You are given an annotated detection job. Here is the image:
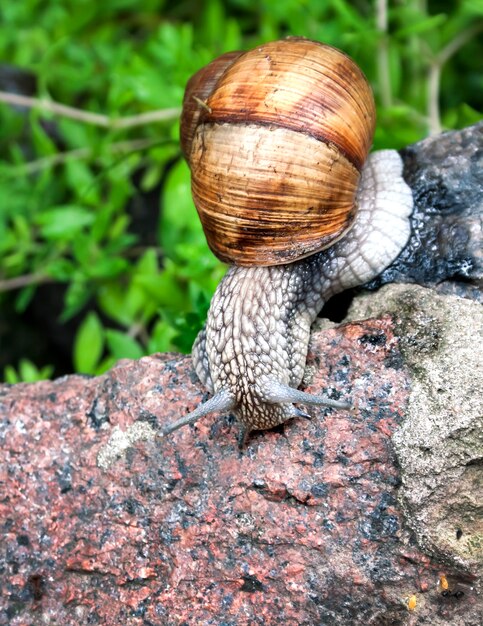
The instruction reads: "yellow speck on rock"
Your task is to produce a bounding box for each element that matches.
[407,594,417,611]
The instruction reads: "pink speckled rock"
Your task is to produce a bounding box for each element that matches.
[0,304,480,626]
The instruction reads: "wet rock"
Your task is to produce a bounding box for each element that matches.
[366,121,483,301]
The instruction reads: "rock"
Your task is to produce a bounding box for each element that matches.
[366,121,483,302]
[1,286,482,625]
[349,284,483,574]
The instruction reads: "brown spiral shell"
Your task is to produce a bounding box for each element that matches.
[181,38,376,266]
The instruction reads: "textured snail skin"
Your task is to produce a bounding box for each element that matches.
[180,150,414,439]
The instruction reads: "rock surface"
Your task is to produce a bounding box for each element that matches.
[1,284,482,625]
[349,284,483,575]
[366,121,482,301]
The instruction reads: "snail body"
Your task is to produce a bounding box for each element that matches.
[163,39,413,442]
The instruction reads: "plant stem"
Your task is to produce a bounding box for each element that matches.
[0,91,180,128]
[0,273,53,292]
[376,0,392,108]
[427,21,483,135]
[1,138,167,177]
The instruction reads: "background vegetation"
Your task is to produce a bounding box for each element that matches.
[0,0,481,382]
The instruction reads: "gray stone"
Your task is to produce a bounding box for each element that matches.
[365,122,483,302]
[348,284,483,579]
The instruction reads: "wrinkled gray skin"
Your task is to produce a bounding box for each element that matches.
[163,150,413,441]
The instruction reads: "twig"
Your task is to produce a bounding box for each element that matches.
[0,273,53,292]
[436,21,483,66]
[192,96,212,113]
[376,0,392,108]
[427,21,483,135]
[0,90,180,129]
[113,108,181,129]
[1,137,167,177]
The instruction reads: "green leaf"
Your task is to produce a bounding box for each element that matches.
[3,359,54,383]
[86,256,129,280]
[134,261,188,311]
[107,214,131,241]
[74,311,105,374]
[30,116,57,156]
[201,0,226,49]
[94,355,117,376]
[4,365,20,384]
[65,160,100,205]
[15,285,36,313]
[98,283,135,326]
[19,359,38,382]
[97,250,159,326]
[161,159,205,259]
[105,329,144,360]
[463,0,483,17]
[140,164,163,192]
[147,317,178,353]
[45,259,76,281]
[35,205,95,240]
[136,248,159,275]
[62,276,92,321]
[395,14,447,38]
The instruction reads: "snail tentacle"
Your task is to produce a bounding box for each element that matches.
[259,377,351,410]
[158,388,235,437]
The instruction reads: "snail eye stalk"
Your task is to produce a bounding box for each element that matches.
[158,388,235,437]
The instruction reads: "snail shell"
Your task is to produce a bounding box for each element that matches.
[181,38,376,266]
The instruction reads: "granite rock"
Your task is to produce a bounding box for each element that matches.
[1,288,481,625]
[349,284,483,574]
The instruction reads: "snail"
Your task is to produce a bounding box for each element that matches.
[162,38,413,444]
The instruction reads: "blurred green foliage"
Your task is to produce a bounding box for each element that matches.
[0,0,481,381]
